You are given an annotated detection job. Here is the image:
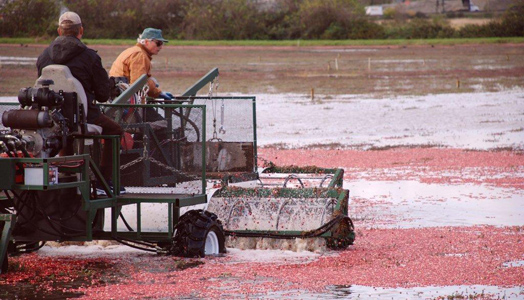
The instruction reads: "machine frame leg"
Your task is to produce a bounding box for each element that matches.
[0,214,16,274]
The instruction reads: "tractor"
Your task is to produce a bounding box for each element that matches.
[0,66,354,274]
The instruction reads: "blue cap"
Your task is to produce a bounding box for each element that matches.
[140,28,168,43]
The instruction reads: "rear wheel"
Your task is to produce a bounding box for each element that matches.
[171,210,226,257]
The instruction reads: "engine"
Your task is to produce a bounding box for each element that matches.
[1,79,78,158]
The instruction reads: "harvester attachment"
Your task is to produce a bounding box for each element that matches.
[207,166,355,251]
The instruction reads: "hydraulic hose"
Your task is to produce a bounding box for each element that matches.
[223,214,354,239]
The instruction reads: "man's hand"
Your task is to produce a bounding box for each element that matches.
[159,92,174,100]
[109,76,128,100]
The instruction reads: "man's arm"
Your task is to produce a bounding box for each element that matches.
[36,57,43,77]
[91,53,111,103]
[36,49,50,77]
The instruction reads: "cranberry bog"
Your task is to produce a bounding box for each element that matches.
[1,42,523,299]
[1,42,523,97]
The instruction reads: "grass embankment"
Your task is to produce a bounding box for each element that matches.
[1,37,523,47]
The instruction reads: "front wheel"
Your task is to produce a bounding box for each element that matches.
[171,210,226,257]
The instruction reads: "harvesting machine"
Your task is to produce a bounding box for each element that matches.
[0,66,354,274]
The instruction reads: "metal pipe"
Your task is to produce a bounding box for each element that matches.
[181,68,219,97]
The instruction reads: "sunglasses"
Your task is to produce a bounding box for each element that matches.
[153,40,163,47]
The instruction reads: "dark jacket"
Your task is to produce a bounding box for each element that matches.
[37,36,110,123]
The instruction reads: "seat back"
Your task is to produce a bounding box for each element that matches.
[37,65,102,134]
[37,65,88,114]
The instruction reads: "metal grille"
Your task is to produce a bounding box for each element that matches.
[189,97,255,143]
[184,97,257,175]
[101,103,206,189]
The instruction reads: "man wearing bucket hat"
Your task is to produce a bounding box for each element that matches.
[109,28,173,100]
[37,11,125,196]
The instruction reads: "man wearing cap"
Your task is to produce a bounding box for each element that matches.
[37,11,125,195]
[109,28,173,100]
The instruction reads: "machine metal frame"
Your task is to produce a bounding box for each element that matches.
[0,68,355,274]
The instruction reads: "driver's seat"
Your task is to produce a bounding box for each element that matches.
[37,65,103,135]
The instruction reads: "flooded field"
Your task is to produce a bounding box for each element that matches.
[1,43,523,97]
[0,42,523,299]
[255,89,524,149]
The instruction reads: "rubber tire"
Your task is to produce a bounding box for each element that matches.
[172,210,226,257]
[327,235,354,249]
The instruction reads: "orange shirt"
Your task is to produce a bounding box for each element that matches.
[109,43,161,97]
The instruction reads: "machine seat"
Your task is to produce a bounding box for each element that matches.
[37,65,103,134]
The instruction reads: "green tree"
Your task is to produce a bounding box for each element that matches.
[262,0,302,40]
[296,0,380,39]
[64,0,123,38]
[64,0,186,39]
[498,0,524,37]
[384,17,454,39]
[457,0,524,38]
[138,0,187,38]
[0,0,59,37]
[64,0,142,38]
[181,0,264,40]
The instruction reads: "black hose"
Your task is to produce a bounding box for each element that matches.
[119,212,135,232]
[170,109,201,142]
[224,214,354,239]
[10,190,38,228]
[32,191,73,235]
[11,190,87,238]
[113,237,157,252]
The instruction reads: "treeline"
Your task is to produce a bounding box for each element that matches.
[0,0,522,40]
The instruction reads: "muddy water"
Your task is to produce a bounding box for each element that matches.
[0,56,37,65]
[258,285,524,299]
[255,89,524,150]
[350,180,524,228]
[2,89,523,150]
